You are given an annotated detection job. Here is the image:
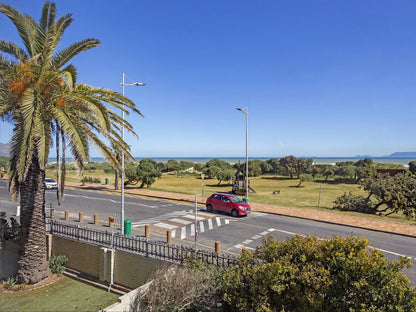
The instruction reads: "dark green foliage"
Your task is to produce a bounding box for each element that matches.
[362,173,416,218]
[81,176,101,184]
[409,161,416,174]
[203,159,233,179]
[297,173,313,187]
[266,158,280,174]
[49,254,69,274]
[219,235,416,311]
[216,169,236,185]
[333,191,374,214]
[248,160,262,177]
[136,159,162,188]
[0,212,20,241]
[166,160,181,172]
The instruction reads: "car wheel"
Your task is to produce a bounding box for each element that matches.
[231,209,239,217]
[206,204,213,212]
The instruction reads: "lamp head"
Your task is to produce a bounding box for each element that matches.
[134,82,146,86]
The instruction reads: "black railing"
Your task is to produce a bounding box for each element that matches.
[50,220,237,267]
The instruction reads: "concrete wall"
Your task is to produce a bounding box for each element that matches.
[51,236,160,289]
[0,241,19,280]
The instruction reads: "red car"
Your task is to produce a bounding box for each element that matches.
[206,193,250,217]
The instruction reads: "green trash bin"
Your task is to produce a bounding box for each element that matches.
[105,178,109,185]
[243,197,248,203]
[124,219,132,236]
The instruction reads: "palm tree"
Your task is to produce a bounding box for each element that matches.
[0,2,142,284]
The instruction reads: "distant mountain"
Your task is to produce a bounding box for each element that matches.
[388,152,416,158]
[0,143,8,157]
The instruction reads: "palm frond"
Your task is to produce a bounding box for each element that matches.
[52,38,100,69]
[0,3,38,56]
[0,40,28,61]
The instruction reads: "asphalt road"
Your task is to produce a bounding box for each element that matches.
[1,180,415,283]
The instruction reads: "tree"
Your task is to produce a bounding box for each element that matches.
[362,173,416,218]
[296,158,313,178]
[409,161,416,175]
[247,160,262,177]
[336,164,356,179]
[166,159,180,172]
[323,166,335,180]
[219,235,416,311]
[216,169,235,185]
[266,158,280,174]
[136,158,161,188]
[279,155,298,178]
[0,2,141,284]
[297,173,313,187]
[203,159,232,179]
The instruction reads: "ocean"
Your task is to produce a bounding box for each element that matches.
[48,156,415,166]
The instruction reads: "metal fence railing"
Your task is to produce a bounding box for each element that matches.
[50,220,237,267]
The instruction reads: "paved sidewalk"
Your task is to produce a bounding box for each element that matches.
[68,182,416,238]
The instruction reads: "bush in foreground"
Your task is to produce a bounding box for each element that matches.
[219,235,416,311]
[136,236,416,311]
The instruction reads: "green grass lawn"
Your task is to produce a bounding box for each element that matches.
[0,276,119,312]
[53,169,416,225]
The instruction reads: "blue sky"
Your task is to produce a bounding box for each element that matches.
[1,0,415,158]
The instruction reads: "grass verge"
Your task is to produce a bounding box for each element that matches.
[0,276,118,312]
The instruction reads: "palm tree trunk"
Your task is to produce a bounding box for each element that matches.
[17,151,50,284]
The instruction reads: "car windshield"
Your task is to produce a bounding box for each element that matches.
[228,195,243,203]
[45,179,55,182]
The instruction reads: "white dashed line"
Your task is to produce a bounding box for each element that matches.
[215,217,221,227]
[208,219,213,230]
[199,221,205,233]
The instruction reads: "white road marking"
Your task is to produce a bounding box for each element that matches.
[208,219,213,230]
[190,224,195,236]
[252,235,262,239]
[224,219,230,224]
[199,221,205,233]
[182,214,205,221]
[242,239,253,244]
[259,231,269,236]
[154,222,177,230]
[181,227,186,239]
[169,218,192,225]
[172,230,176,238]
[215,217,221,227]
[368,246,416,260]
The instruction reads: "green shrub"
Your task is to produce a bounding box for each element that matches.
[219,235,416,311]
[333,191,374,214]
[81,176,101,184]
[5,277,17,290]
[49,254,69,274]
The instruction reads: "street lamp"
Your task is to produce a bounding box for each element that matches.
[236,106,248,201]
[120,72,145,233]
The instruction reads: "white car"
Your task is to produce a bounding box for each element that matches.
[45,178,58,189]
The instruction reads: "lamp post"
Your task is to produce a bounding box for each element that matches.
[236,106,248,201]
[120,73,145,233]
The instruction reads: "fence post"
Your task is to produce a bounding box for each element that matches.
[77,225,80,241]
[146,239,149,257]
[51,209,55,219]
[167,230,172,243]
[79,212,83,223]
[215,241,221,254]
[94,214,98,225]
[65,210,69,220]
[109,216,114,228]
[145,225,150,238]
